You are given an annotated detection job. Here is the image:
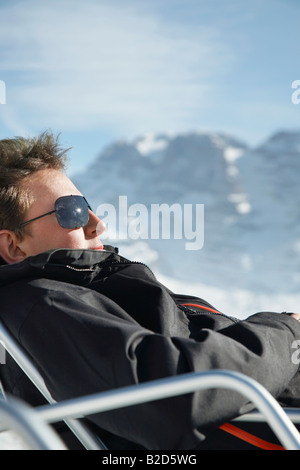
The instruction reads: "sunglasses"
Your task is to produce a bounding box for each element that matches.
[19,195,92,230]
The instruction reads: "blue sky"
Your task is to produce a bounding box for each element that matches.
[0,0,299,174]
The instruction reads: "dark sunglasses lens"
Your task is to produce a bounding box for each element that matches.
[55,196,90,229]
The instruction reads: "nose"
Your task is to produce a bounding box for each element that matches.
[84,210,106,238]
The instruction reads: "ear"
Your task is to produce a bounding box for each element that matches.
[0,230,27,264]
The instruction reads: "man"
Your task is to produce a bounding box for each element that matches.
[0,131,300,450]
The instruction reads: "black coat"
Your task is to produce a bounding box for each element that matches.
[0,246,300,450]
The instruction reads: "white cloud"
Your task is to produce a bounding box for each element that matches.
[0,0,232,136]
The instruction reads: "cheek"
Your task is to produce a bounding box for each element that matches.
[51,229,86,248]
[28,226,85,254]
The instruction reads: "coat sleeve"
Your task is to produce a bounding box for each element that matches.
[18,290,300,450]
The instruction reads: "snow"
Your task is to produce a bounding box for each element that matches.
[135,132,169,156]
[223,146,245,163]
[0,431,30,450]
[227,193,252,214]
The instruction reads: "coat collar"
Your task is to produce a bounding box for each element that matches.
[0,245,122,287]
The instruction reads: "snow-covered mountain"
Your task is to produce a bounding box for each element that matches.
[236,131,300,294]
[73,129,300,315]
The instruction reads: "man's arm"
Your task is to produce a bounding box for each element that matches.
[16,292,300,450]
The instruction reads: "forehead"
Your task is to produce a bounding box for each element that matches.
[23,169,81,201]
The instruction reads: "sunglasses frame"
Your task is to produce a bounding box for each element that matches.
[18,195,92,230]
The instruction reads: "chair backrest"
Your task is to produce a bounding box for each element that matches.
[0,321,107,450]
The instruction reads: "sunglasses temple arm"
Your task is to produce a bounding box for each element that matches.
[19,210,57,228]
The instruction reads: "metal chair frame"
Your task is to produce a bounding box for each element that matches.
[1,321,300,450]
[0,322,106,450]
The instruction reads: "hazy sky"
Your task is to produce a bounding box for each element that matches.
[0,0,299,173]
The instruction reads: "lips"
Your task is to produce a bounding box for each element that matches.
[92,244,104,251]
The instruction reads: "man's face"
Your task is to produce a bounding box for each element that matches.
[17,169,106,258]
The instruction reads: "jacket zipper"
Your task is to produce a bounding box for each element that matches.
[62,258,156,279]
[65,265,96,272]
[98,259,157,278]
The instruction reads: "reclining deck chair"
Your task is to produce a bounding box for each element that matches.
[1,320,300,450]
